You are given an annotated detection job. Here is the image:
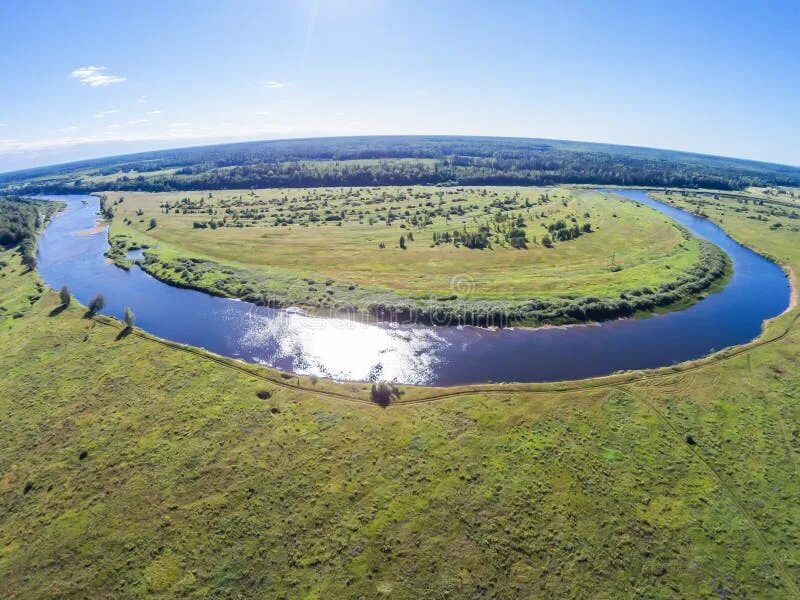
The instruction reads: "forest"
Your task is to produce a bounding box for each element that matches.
[3,136,800,194]
[0,196,54,268]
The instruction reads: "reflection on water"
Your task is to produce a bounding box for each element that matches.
[35,191,790,385]
[126,248,145,261]
[233,305,446,384]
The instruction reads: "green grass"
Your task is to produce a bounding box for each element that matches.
[104,186,722,324]
[1,187,800,597]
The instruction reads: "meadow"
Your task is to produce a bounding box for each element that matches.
[1,186,800,597]
[103,186,726,325]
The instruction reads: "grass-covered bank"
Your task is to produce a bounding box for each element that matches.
[1,188,800,597]
[103,186,729,326]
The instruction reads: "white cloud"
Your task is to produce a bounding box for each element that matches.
[254,111,271,116]
[71,66,126,87]
[95,109,119,119]
[59,126,78,132]
[168,122,192,128]
[127,119,149,126]
[137,96,148,104]
[106,124,120,130]
[262,80,289,89]
[147,110,162,116]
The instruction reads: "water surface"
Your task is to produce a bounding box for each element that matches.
[36,190,790,385]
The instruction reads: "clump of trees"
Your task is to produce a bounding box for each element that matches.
[0,196,54,269]
[548,219,588,242]
[506,228,528,248]
[370,382,400,407]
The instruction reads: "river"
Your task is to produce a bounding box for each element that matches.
[35,190,790,385]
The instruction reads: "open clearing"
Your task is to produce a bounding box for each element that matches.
[103,186,722,324]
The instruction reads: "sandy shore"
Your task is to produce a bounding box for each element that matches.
[73,220,108,237]
[786,266,798,314]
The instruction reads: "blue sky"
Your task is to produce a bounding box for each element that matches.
[0,0,798,171]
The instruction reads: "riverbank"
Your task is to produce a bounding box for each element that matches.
[102,187,732,328]
[4,232,800,596]
[33,190,788,385]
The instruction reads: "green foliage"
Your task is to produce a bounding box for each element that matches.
[59,286,71,306]
[506,227,528,248]
[0,196,55,268]
[123,306,135,329]
[87,293,105,315]
[370,381,400,406]
[4,136,800,195]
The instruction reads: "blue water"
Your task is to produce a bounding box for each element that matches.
[36,190,790,385]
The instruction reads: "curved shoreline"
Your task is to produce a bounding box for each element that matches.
[83,263,797,403]
[34,190,791,386]
[104,193,731,329]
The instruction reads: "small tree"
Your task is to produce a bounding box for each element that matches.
[399,235,406,249]
[59,285,71,306]
[123,306,135,330]
[370,382,400,407]
[21,253,36,271]
[87,293,105,315]
[148,218,158,229]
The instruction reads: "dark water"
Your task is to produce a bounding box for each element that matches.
[36,190,790,385]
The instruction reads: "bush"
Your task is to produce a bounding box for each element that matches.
[59,285,71,306]
[123,306,135,329]
[87,293,105,315]
[370,382,400,407]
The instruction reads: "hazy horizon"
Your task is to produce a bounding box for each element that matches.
[3,132,800,177]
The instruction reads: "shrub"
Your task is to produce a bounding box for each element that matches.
[59,285,71,306]
[370,382,400,407]
[123,306,135,329]
[87,293,105,315]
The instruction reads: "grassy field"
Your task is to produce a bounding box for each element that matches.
[1,188,800,597]
[102,186,725,324]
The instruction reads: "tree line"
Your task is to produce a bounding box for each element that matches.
[0,196,56,269]
[4,136,800,195]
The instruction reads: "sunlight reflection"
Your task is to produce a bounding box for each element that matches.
[236,308,447,384]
